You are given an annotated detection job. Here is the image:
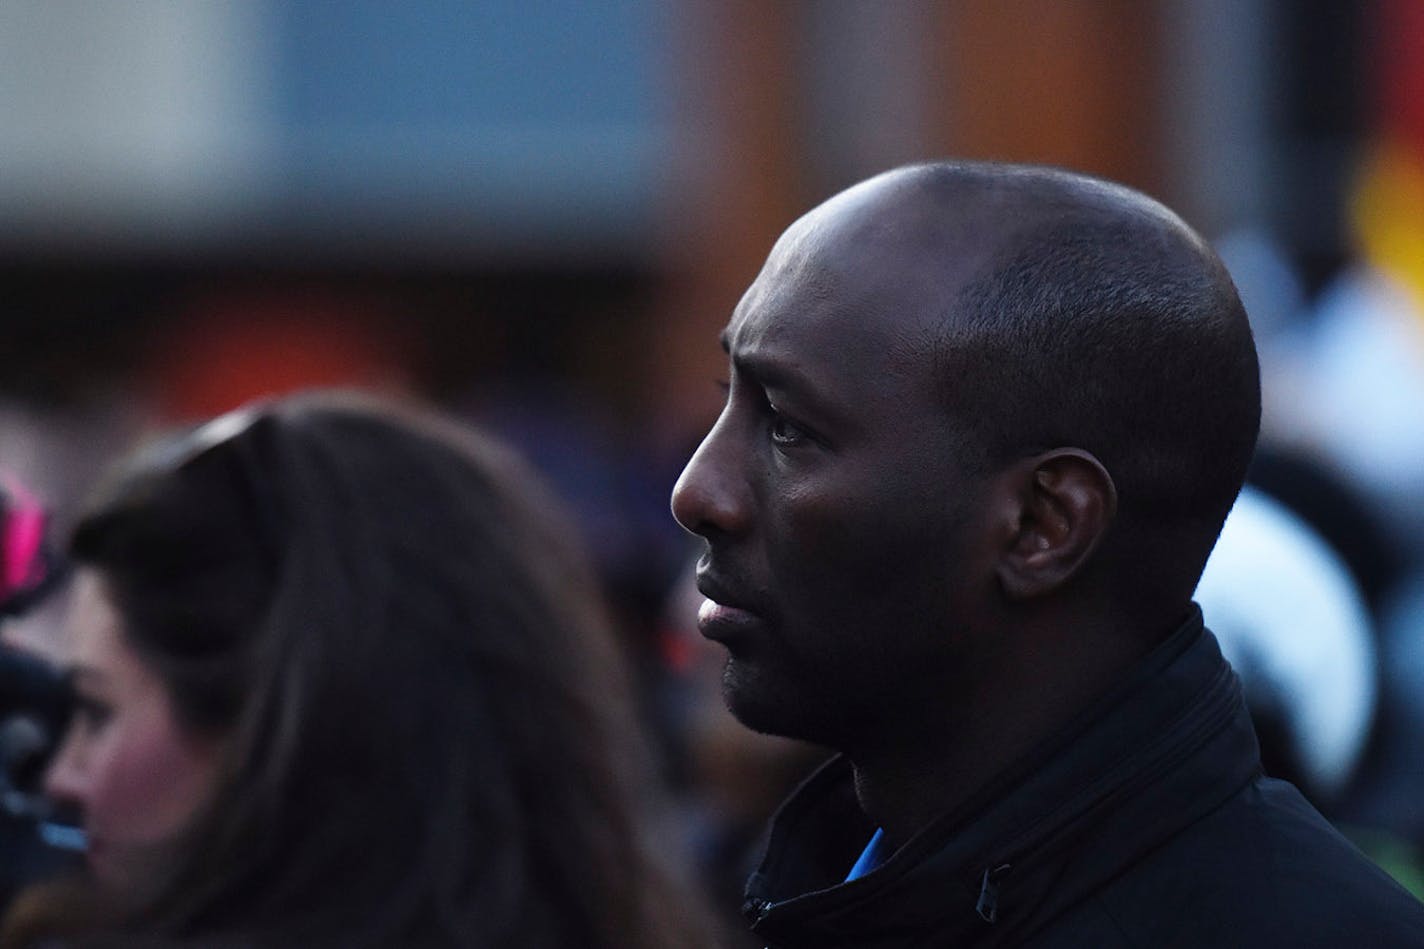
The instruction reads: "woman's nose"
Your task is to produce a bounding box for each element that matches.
[42,727,88,810]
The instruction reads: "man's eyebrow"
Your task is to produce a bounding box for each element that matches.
[718,326,826,409]
[739,355,843,433]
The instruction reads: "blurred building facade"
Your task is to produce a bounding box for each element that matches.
[0,0,1372,421]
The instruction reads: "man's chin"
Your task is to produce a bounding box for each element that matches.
[721,657,828,743]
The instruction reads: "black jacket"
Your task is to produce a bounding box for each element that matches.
[743,610,1424,947]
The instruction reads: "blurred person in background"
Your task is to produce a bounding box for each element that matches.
[1194,487,1424,896]
[0,473,80,913]
[0,391,717,949]
[1195,486,1378,810]
[671,162,1424,947]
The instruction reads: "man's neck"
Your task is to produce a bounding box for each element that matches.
[846,612,1163,849]
[850,755,983,849]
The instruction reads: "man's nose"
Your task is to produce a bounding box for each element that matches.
[670,419,752,538]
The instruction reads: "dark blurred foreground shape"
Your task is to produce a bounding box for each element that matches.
[0,392,719,948]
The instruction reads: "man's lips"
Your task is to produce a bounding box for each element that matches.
[696,599,769,646]
[694,572,769,642]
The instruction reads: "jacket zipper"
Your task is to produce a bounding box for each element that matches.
[976,863,1012,923]
[743,896,774,927]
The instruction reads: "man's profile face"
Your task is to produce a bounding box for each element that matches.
[670,185,1000,749]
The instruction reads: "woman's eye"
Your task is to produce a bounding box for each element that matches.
[73,697,113,732]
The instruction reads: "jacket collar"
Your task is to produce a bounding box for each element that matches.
[745,607,1262,947]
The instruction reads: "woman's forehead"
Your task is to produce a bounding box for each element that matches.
[65,570,127,670]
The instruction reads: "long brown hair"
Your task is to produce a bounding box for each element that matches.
[6,391,715,948]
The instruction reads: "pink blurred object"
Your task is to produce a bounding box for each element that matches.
[0,472,53,614]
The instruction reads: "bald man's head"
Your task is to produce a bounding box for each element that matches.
[672,160,1259,746]
[883,162,1260,596]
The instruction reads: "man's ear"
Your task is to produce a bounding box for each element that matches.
[995,449,1117,600]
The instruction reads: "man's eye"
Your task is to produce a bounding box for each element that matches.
[769,413,808,446]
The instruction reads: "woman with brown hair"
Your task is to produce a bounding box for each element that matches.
[3,392,715,948]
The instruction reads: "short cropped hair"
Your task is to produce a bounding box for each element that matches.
[925,166,1261,538]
